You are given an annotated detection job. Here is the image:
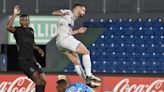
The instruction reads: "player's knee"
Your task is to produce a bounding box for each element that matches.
[72,59,80,65]
[34,79,44,85]
[41,79,46,85]
[74,61,80,65]
[34,80,41,85]
[84,49,90,55]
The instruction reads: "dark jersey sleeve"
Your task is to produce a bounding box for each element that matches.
[14,27,21,32]
[29,27,35,41]
[29,27,34,31]
[13,27,20,36]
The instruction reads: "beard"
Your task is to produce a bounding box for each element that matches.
[79,14,84,17]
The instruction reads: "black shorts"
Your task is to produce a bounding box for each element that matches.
[18,58,43,78]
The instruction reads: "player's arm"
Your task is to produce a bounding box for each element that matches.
[71,27,87,35]
[52,10,69,16]
[33,42,44,57]
[7,5,20,33]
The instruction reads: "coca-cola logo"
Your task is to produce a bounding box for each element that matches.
[113,78,164,92]
[0,76,35,92]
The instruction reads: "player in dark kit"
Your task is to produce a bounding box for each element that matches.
[7,5,46,92]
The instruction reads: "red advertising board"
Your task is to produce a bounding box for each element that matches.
[0,74,163,92]
[102,76,164,92]
[0,74,57,92]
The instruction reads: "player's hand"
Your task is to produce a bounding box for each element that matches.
[38,48,44,57]
[78,27,87,34]
[13,5,20,15]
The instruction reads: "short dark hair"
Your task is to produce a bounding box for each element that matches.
[20,14,29,20]
[56,79,68,86]
[72,3,84,9]
[20,14,29,18]
[56,79,69,92]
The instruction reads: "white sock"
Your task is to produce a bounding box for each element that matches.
[75,65,86,81]
[82,54,92,76]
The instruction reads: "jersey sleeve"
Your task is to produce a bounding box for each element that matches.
[65,88,72,92]
[60,9,71,14]
[13,27,20,33]
[74,82,95,92]
[29,27,34,32]
[76,82,95,92]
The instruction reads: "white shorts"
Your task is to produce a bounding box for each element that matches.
[56,34,81,52]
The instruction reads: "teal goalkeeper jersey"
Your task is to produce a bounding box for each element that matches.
[65,82,94,92]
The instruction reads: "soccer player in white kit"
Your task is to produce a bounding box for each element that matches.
[52,4,101,88]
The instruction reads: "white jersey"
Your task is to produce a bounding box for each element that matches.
[57,9,77,35]
[56,9,80,52]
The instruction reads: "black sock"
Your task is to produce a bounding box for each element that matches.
[36,85,45,92]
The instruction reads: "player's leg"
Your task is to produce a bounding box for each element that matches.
[31,71,46,92]
[56,34,100,81]
[56,35,100,88]
[76,42,101,82]
[18,60,46,92]
[65,51,101,88]
[30,60,46,92]
[65,51,86,81]
[40,73,46,83]
[39,73,46,91]
[56,35,86,80]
